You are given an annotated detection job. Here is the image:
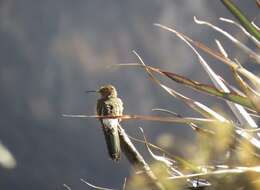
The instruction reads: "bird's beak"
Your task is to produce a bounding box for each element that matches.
[85,90,98,93]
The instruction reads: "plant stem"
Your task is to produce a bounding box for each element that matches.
[118,125,166,190]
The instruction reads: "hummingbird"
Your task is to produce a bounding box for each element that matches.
[86,84,123,161]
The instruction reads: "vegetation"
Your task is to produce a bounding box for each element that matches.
[64,1,260,189]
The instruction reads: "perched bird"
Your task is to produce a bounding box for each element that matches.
[87,85,123,161]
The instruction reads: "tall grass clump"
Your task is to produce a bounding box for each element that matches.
[117,1,260,189]
[64,1,260,189]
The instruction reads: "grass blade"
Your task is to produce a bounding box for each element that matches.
[132,51,229,122]
[0,141,16,169]
[117,63,255,110]
[62,114,222,126]
[219,17,260,47]
[169,166,260,179]
[154,23,260,88]
[160,68,254,110]
[231,68,260,114]
[194,16,260,64]
[220,0,260,40]
[80,178,115,190]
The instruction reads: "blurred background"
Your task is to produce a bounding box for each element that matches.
[0,0,259,189]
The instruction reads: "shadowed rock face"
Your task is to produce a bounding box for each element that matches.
[0,1,258,189]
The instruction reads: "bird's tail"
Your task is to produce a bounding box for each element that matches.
[102,119,121,161]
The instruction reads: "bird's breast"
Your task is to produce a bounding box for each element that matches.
[102,119,119,130]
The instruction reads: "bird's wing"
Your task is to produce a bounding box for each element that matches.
[115,98,123,116]
[96,99,103,116]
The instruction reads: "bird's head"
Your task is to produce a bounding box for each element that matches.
[86,84,118,98]
[98,85,117,98]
